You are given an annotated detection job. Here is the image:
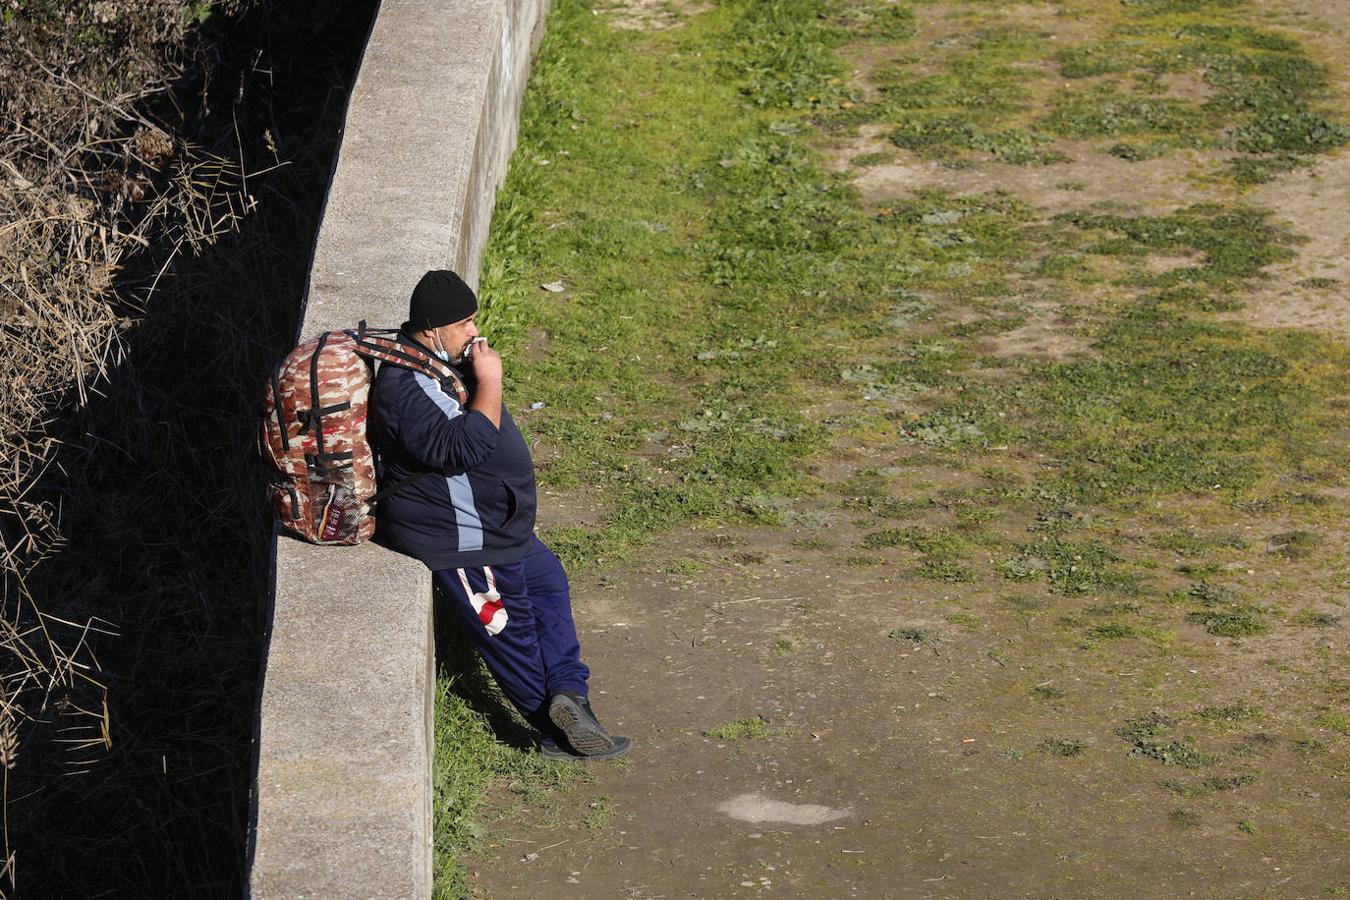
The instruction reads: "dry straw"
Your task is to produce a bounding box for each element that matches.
[0,0,296,893]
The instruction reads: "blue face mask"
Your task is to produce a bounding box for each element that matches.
[430,332,451,363]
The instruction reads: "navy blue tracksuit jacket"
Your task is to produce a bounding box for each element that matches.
[368,333,537,570]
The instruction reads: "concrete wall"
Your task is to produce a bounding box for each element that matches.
[248,0,548,895]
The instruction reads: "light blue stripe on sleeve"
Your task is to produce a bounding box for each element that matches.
[414,372,483,552]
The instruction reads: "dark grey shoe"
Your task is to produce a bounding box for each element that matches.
[548,691,633,758]
[538,735,633,761]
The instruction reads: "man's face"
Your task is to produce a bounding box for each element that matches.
[428,313,480,362]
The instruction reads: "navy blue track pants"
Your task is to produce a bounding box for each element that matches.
[433,536,590,723]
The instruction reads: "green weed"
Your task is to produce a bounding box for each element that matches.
[1088,622,1137,640]
[1169,808,1204,828]
[1291,610,1341,628]
[1163,773,1256,797]
[947,612,981,629]
[1188,606,1268,637]
[584,797,614,830]
[1045,89,1197,139]
[1315,712,1350,736]
[705,716,786,741]
[1198,703,1262,723]
[1270,529,1323,559]
[1040,738,1088,757]
[1004,538,1138,596]
[889,626,940,646]
[1117,712,1219,768]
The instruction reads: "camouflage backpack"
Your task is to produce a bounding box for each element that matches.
[260,322,467,545]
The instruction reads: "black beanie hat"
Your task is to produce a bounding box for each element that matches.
[404,270,478,332]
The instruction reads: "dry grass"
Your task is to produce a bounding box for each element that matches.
[1,1,378,893]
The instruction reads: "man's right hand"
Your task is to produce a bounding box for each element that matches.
[468,338,504,429]
[470,338,503,385]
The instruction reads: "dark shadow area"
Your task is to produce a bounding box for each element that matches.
[8,1,378,894]
[433,584,538,752]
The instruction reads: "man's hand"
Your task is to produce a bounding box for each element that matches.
[469,337,503,385]
[468,338,503,429]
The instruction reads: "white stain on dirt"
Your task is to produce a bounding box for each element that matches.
[717,793,852,825]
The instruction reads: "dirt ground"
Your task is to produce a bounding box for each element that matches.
[464,2,1347,896]
[465,496,1344,898]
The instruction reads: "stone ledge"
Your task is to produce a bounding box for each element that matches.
[248,0,549,896]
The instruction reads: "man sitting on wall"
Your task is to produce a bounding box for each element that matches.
[369,269,632,760]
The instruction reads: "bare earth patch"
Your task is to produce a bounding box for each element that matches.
[842,143,1236,216]
[596,0,712,32]
[1239,150,1350,341]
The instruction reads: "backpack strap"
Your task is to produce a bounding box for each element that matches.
[350,333,468,406]
[306,332,329,460]
[269,368,290,452]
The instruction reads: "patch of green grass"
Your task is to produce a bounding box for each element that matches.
[1238,819,1257,835]
[1291,610,1341,628]
[705,716,787,741]
[1117,713,1219,768]
[1314,712,1350,736]
[850,150,891,167]
[1169,808,1204,828]
[1291,738,1326,755]
[1270,529,1323,559]
[1132,739,1221,768]
[432,675,575,897]
[921,558,978,583]
[888,118,1064,165]
[726,0,853,110]
[1227,153,1303,184]
[660,557,707,576]
[863,525,978,582]
[902,201,1345,511]
[1198,703,1262,723]
[1163,773,1257,797]
[946,612,981,629]
[1045,88,1198,139]
[584,797,614,830]
[1087,601,1143,616]
[1033,684,1067,700]
[1001,595,1043,613]
[1004,537,1139,596]
[1188,605,1268,637]
[1235,111,1350,155]
[1088,622,1137,640]
[1107,140,1176,162]
[1189,581,1239,605]
[833,0,914,42]
[1039,738,1088,757]
[889,626,940,646]
[791,535,834,551]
